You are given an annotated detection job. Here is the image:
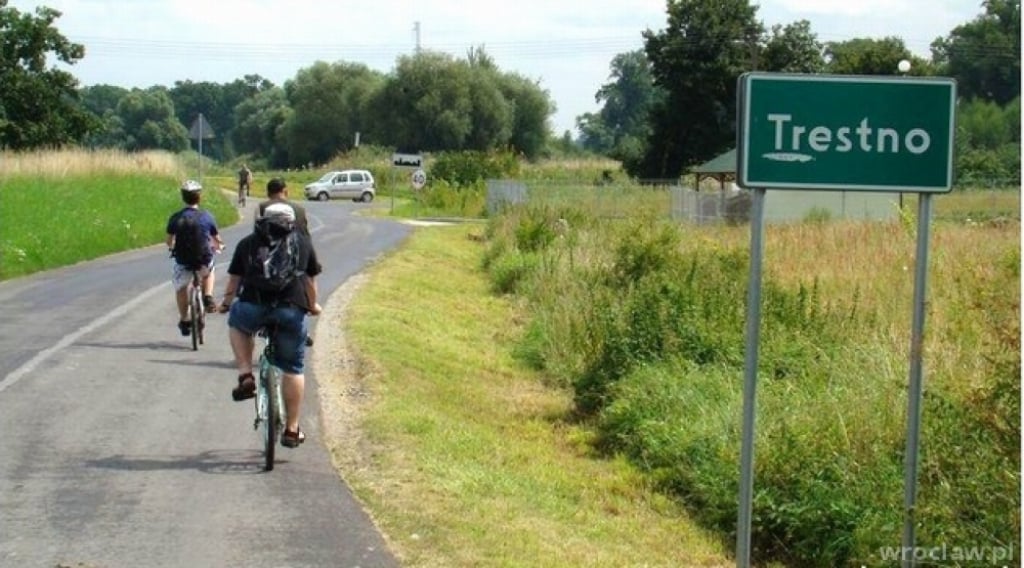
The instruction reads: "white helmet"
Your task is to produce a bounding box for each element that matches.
[180,179,202,192]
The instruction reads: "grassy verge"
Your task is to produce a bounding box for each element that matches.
[478,204,1019,566]
[0,150,237,280]
[335,224,731,567]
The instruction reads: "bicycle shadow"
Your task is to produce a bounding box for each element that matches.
[85,449,288,475]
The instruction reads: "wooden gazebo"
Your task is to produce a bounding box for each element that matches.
[690,148,737,191]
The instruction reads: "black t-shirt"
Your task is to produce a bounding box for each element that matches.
[228,231,322,309]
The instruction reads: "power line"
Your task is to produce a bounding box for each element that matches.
[67,32,1019,68]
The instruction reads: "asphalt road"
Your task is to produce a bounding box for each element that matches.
[0,199,412,568]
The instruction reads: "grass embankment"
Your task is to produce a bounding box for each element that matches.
[0,149,237,280]
[473,201,1019,566]
[339,225,731,567]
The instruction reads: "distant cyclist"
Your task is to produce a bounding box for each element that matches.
[166,180,224,336]
[238,164,253,206]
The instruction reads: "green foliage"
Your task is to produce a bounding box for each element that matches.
[488,249,538,294]
[416,178,487,218]
[232,86,290,167]
[632,0,761,178]
[0,3,96,149]
[429,149,520,187]
[367,51,553,159]
[116,88,189,152]
[931,0,1021,105]
[824,36,913,75]
[761,20,826,73]
[802,206,833,224]
[281,61,384,166]
[169,75,269,160]
[577,50,661,162]
[485,201,1019,566]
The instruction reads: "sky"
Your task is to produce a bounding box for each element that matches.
[9,0,985,135]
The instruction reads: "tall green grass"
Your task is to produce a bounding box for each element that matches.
[483,203,1020,566]
[0,173,236,280]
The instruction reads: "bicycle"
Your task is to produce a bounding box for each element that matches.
[186,270,206,351]
[253,322,285,471]
[252,320,316,471]
[237,183,248,207]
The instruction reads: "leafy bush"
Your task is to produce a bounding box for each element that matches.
[488,249,538,294]
[430,149,520,187]
[419,178,487,217]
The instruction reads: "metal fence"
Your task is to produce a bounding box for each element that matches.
[486,179,906,225]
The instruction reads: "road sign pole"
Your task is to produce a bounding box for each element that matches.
[737,187,766,567]
[197,117,203,184]
[901,193,934,568]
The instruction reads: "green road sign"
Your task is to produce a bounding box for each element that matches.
[737,72,956,193]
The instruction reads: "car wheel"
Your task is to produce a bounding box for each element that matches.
[360,192,374,203]
[317,192,329,201]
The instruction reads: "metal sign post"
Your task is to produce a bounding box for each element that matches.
[736,187,766,567]
[902,193,934,567]
[188,113,215,185]
[391,152,424,216]
[734,72,956,567]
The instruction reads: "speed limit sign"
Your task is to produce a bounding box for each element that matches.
[411,169,427,190]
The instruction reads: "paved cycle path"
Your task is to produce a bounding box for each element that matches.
[0,200,411,567]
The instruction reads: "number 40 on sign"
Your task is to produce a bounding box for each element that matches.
[411,169,427,190]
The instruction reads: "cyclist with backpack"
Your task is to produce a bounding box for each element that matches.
[217,202,322,448]
[257,178,309,237]
[166,180,224,336]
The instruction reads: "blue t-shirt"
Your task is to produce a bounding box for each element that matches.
[166,207,219,266]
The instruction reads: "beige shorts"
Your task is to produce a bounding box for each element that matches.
[171,262,214,291]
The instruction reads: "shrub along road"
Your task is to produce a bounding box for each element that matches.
[0,200,411,567]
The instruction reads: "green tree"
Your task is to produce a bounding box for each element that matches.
[116,87,188,151]
[824,36,915,75]
[232,86,290,167]
[760,20,825,73]
[955,96,1021,186]
[465,48,514,152]
[931,0,1021,104]
[279,61,383,166]
[633,0,762,179]
[369,52,473,153]
[497,71,554,159]
[0,1,96,149]
[577,50,661,164]
[79,84,129,148]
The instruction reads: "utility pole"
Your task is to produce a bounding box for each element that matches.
[413,21,421,54]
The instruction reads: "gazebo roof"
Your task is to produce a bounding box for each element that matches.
[691,148,737,175]
[689,148,737,190]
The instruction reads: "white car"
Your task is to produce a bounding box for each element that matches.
[304,170,376,202]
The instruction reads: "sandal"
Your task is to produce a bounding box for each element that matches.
[231,373,255,401]
[281,427,306,448]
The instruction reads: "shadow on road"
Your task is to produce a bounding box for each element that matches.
[85,449,285,475]
[147,357,236,369]
[75,340,186,351]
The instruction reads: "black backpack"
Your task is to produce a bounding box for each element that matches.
[172,209,211,270]
[247,220,302,292]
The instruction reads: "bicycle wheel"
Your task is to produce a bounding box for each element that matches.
[262,370,278,471]
[197,293,206,346]
[189,285,200,351]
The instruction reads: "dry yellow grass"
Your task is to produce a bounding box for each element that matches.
[0,148,184,178]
